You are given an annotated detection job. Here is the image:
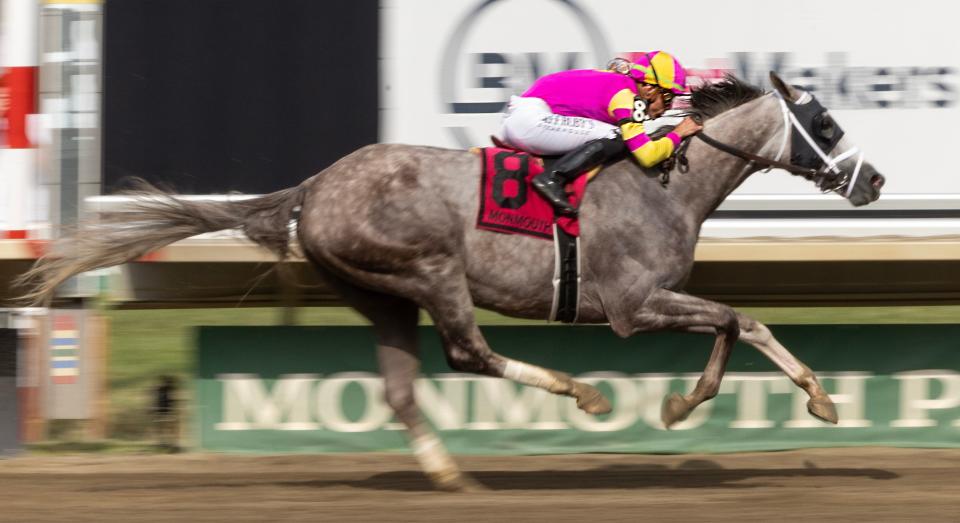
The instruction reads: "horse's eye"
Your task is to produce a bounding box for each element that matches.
[818,114,835,139]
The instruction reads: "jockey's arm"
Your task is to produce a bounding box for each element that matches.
[608,89,681,168]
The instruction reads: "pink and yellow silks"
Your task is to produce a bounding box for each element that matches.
[521,51,689,167]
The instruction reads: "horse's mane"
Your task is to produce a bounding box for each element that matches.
[688,75,766,119]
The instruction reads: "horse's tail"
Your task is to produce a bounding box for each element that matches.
[16,178,306,305]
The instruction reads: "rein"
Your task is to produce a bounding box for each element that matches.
[666,92,860,195]
[692,132,818,178]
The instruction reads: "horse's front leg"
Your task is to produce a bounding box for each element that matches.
[620,288,741,428]
[735,313,838,424]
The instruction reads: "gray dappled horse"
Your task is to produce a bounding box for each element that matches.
[20,72,885,491]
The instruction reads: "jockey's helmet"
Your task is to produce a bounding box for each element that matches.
[625,51,688,95]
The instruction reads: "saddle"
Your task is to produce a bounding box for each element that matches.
[474,141,594,323]
[476,139,599,239]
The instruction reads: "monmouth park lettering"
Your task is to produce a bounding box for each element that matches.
[214,371,960,433]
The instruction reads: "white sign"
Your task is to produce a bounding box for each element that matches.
[381,0,960,205]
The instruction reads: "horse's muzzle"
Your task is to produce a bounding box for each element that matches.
[869,173,885,202]
[847,165,884,206]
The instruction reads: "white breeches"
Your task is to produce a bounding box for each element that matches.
[498,96,619,156]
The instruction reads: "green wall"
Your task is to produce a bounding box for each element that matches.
[196,325,960,454]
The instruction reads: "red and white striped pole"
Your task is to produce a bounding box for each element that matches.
[1,0,39,240]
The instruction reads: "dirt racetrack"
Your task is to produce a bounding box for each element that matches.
[0,448,957,522]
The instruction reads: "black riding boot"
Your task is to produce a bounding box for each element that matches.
[532,137,626,216]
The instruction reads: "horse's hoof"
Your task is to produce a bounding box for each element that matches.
[574,383,612,414]
[430,472,487,493]
[807,396,839,424]
[661,393,691,429]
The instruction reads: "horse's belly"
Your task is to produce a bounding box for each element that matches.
[463,229,557,319]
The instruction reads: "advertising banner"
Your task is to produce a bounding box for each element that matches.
[196,325,960,454]
[381,0,959,204]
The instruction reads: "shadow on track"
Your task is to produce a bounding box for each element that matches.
[337,461,899,491]
[81,460,899,493]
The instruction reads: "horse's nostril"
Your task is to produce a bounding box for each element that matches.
[871,174,885,190]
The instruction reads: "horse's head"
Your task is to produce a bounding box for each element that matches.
[768,71,885,206]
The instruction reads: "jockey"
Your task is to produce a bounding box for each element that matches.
[499,51,703,216]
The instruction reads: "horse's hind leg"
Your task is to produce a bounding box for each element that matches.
[735,313,838,424]
[315,271,479,491]
[373,302,484,492]
[423,275,612,415]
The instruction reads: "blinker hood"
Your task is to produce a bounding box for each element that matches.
[786,94,845,170]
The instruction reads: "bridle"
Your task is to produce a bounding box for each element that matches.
[671,91,865,197]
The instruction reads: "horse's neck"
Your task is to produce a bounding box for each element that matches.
[669,94,783,224]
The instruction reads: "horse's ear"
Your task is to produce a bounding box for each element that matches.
[769,71,801,102]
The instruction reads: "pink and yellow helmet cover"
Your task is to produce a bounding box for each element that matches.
[625,51,688,95]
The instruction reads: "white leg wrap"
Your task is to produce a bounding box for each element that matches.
[410,434,456,476]
[503,359,563,391]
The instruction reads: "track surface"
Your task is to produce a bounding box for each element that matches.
[1,448,957,521]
